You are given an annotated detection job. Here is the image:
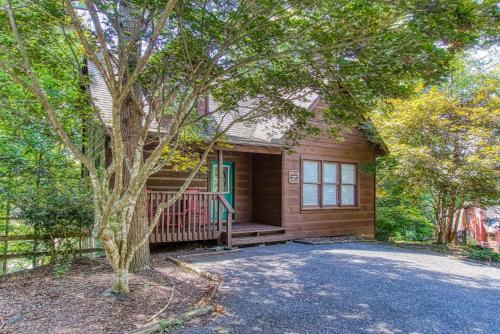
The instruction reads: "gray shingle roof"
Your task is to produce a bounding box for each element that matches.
[88,62,318,146]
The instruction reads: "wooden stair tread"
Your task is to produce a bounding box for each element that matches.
[232,225,285,233]
[221,224,286,238]
[233,225,284,231]
[231,229,285,237]
[232,233,293,246]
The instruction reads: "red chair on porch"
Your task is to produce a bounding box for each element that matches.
[146,189,182,230]
[185,189,209,227]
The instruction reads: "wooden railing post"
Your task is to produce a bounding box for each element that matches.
[217,194,234,249]
[227,211,232,249]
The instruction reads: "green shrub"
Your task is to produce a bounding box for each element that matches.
[19,181,93,234]
[465,245,500,262]
[16,180,93,270]
[159,319,183,333]
[376,205,434,242]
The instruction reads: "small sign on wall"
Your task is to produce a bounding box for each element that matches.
[288,169,300,184]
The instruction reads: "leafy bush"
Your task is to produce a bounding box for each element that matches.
[376,205,434,242]
[18,181,93,235]
[16,180,93,268]
[465,245,500,262]
[159,319,184,333]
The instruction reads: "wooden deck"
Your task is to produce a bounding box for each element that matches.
[147,191,234,246]
[146,194,294,247]
[146,192,292,247]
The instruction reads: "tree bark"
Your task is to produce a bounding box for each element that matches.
[119,0,150,273]
[128,187,150,272]
[451,199,465,244]
[112,268,130,294]
[449,209,459,244]
[436,229,445,244]
[435,199,446,244]
[121,96,150,272]
[445,205,455,243]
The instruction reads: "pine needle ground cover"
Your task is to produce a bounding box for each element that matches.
[0,253,211,333]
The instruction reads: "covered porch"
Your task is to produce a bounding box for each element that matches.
[146,145,291,246]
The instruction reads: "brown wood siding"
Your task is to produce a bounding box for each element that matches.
[283,126,376,238]
[143,143,208,191]
[84,121,106,172]
[252,153,282,226]
[208,150,252,225]
[146,169,208,191]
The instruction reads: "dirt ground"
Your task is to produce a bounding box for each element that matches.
[0,253,212,333]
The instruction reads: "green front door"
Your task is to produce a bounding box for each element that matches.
[210,160,234,221]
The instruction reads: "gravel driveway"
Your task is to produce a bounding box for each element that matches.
[181,242,500,334]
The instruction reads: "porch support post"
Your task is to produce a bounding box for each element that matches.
[218,149,224,234]
[218,149,223,193]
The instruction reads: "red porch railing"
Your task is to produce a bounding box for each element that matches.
[146,191,234,247]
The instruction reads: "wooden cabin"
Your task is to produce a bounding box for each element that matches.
[88,65,384,247]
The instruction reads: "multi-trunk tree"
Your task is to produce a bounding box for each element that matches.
[1,0,496,293]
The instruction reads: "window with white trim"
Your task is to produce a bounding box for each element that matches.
[341,163,357,206]
[322,162,338,206]
[301,160,358,208]
[302,161,320,206]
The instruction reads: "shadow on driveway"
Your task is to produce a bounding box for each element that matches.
[181,242,500,334]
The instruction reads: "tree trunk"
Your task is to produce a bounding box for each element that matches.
[128,187,150,272]
[435,201,446,244]
[452,201,465,244]
[119,2,150,273]
[436,229,445,244]
[121,97,150,272]
[444,202,456,243]
[450,209,460,244]
[112,268,130,294]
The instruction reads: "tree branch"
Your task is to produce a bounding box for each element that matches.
[63,0,116,94]
[4,0,100,193]
[117,0,177,106]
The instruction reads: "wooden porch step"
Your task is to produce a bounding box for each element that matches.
[231,226,286,238]
[232,233,293,246]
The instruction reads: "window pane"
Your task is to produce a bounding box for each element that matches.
[322,185,338,206]
[211,166,218,191]
[323,162,338,184]
[341,185,356,205]
[341,164,356,184]
[303,161,319,183]
[212,165,230,192]
[222,166,230,192]
[303,184,319,206]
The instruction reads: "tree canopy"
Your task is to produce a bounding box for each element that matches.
[372,66,500,243]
